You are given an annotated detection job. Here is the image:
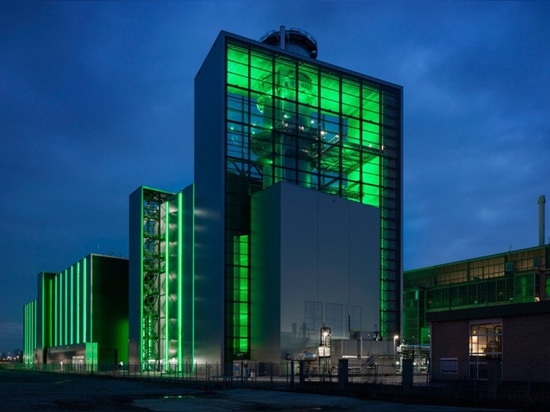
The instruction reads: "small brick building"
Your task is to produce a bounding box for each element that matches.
[428,300,550,383]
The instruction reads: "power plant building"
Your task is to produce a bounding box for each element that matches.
[23,255,129,368]
[23,28,403,372]
[129,28,403,370]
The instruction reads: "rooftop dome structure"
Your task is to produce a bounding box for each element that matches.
[260,26,318,59]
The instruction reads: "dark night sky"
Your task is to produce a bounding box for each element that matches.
[1,1,549,352]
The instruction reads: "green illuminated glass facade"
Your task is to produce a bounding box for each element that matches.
[195,30,402,366]
[129,185,194,371]
[403,245,550,345]
[225,39,401,355]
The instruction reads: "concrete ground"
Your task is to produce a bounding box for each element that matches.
[0,369,514,411]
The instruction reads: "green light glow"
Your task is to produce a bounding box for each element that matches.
[191,185,195,363]
[49,278,55,346]
[23,300,37,365]
[70,266,74,344]
[40,278,44,352]
[54,275,57,346]
[139,188,144,365]
[64,269,68,344]
[226,39,401,343]
[164,199,169,369]
[226,43,382,205]
[83,257,87,342]
[76,261,80,344]
[138,187,175,369]
[232,235,249,354]
[177,192,183,367]
[58,273,62,345]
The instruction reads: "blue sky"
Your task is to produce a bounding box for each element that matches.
[1,1,549,352]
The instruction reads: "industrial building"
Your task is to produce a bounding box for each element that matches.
[24,27,403,373]
[403,197,550,382]
[128,27,403,371]
[23,254,128,369]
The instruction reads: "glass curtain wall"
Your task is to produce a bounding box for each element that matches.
[136,187,192,372]
[224,40,401,359]
[139,189,170,369]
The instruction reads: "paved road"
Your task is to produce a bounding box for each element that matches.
[0,369,513,411]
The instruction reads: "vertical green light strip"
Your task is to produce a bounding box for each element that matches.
[49,277,53,347]
[28,304,30,363]
[177,192,183,367]
[83,258,87,342]
[27,304,30,362]
[70,265,74,344]
[53,276,57,347]
[233,234,249,354]
[139,189,145,368]
[26,304,30,363]
[191,185,195,362]
[25,303,29,364]
[164,199,170,369]
[88,257,92,343]
[76,261,80,344]
[24,304,27,363]
[33,300,37,354]
[64,269,68,345]
[41,276,45,351]
[242,235,249,353]
[58,273,62,345]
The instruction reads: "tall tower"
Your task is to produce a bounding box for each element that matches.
[194,28,403,367]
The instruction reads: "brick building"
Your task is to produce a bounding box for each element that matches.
[404,243,550,383]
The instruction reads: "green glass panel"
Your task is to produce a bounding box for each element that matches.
[227,44,248,63]
[320,72,339,112]
[342,78,360,118]
[297,64,317,106]
[274,57,296,101]
[362,121,380,147]
[227,45,249,89]
[250,51,272,96]
[347,118,360,145]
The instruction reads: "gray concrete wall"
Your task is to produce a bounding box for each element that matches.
[252,182,380,362]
